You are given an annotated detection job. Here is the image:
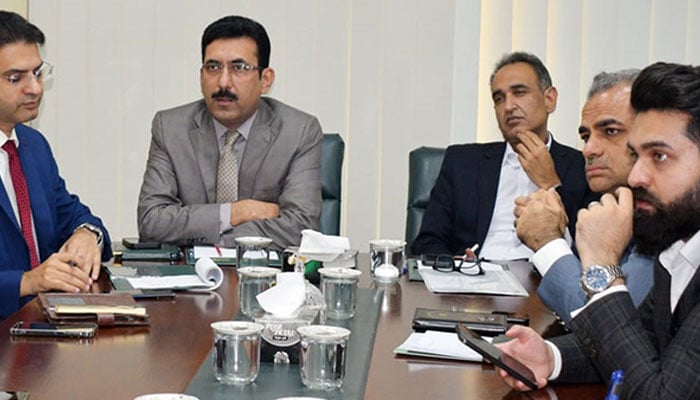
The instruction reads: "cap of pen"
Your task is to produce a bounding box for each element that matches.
[605,369,624,400]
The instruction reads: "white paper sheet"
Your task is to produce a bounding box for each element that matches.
[394,330,488,362]
[418,261,528,296]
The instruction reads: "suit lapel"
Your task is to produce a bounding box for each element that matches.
[652,259,673,349]
[0,177,18,232]
[549,139,573,181]
[191,107,220,203]
[476,143,505,243]
[238,100,279,198]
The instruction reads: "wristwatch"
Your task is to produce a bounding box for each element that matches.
[74,223,104,251]
[580,264,624,297]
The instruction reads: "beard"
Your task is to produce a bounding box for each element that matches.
[632,182,700,256]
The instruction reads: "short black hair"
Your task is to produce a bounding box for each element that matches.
[0,11,45,48]
[631,62,700,147]
[490,51,552,92]
[201,15,271,70]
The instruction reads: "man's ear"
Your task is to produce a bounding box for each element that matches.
[544,86,558,114]
[260,67,275,94]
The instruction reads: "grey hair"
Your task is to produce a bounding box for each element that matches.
[490,51,552,92]
[587,69,640,99]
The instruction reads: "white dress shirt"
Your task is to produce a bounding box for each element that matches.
[480,135,552,260]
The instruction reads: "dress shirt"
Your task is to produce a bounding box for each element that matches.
[531,238,574,276]
[547,230,700,380]
[215,113,256,234]
[480,135,552,260]
[0,129,40,257]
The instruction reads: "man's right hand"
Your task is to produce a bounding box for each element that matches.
[496,325,553,391]
[230,199,280,226]
[514,188,568,251]
[19,252,93,297]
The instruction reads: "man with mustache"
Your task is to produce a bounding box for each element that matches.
[515,70,654,322]
[412,52,593,260]
[0,11,112,319]
[497,62,700,399]
[138,15,323,250]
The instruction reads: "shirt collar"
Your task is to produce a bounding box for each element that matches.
[213,111,258,142]
[659,230,700,274]
[0,128,19,149]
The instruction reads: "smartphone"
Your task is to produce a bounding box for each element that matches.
[10,321,98,338]
[456,323,538,390]
[122,237,160,250]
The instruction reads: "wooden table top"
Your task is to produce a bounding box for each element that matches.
[0,257,605,399]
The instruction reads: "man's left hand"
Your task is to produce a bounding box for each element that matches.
[60,228,102,280]
[515,188,568,251]
[514,131,560,189]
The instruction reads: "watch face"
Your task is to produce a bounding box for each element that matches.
[584,267,612,292]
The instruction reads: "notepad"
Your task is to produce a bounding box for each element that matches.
[108,257,224,292]
[418,261,529,296]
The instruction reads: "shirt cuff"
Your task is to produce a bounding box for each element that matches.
[570,285,628,319]
[219,204,233,233]
[531,238,573,276]
[546,340,563,381]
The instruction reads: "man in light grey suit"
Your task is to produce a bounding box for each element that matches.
[514,70,653,322]
[138,15,322,250]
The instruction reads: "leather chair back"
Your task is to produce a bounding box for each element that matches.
[405,146,445,253]
[320,134,344,235]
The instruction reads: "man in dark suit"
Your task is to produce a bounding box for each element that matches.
[497,62,700,399]
[138,15,322,250]
[515,70,654,323]
[412,52,592,259]
[0,12,112,319]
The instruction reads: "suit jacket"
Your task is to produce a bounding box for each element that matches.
[137,97,323,250]
[551,258,700,399]
[0,124,112,319]
[538,245,655,323]
[411,140,594,255]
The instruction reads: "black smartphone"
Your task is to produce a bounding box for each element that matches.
[10,321,98,338]
[122,237,160,250]
[456,323,538,390]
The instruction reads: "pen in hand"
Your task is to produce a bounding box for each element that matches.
[464,244,479,260]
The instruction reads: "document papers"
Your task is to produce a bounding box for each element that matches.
[394,330,487,362]
[418,261,528,296]
[108,257,224,291]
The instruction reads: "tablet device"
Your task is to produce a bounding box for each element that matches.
[456,323,538,390]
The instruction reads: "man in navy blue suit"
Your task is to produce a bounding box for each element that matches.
[0,11,112,319]
[412,52,593,260]
[515,70,654,322]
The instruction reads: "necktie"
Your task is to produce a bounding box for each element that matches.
[2,140,40,267]
[216,130,240,203]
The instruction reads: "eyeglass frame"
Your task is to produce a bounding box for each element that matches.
[1,61,54,86]
[201,60,264,78]
[423,253,484,276]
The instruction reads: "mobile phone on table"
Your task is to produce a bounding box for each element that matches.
[122,237,160,250]
[456,323,538,390]
[10,321,98,338]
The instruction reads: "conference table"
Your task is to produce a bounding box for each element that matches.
[0,255,606,399]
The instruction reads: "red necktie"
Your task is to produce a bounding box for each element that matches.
[2,140,40,267]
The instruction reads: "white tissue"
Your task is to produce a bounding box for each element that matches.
[256,272,306,317]
[298,229,350,262]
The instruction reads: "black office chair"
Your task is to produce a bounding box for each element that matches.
[320,133,344,235]
[405,146,445,254]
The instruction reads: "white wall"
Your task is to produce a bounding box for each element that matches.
[24,0,700,249]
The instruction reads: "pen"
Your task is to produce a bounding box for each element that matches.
[214,244,223,257]
[605,369,624,400]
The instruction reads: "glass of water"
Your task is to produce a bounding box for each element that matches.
[297,325,351,390]
[211,321,264,385]
[238,266,278,318]
[318,268,362,320]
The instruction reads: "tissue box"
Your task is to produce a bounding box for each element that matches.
[257,317,309,364]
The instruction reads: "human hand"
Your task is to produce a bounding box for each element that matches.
[496,325,553,391]
[514,131,560,189]
[230,199,280,226]
[514,188,567,251]
[19,252,93,296]
[60,228,102,280]
[576,187,633,268]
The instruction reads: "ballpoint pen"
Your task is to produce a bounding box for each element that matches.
[605,369,624,400]
[214,244,223,257]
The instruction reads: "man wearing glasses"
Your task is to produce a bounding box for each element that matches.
[138,15,323,250]
[0,11,112,319]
